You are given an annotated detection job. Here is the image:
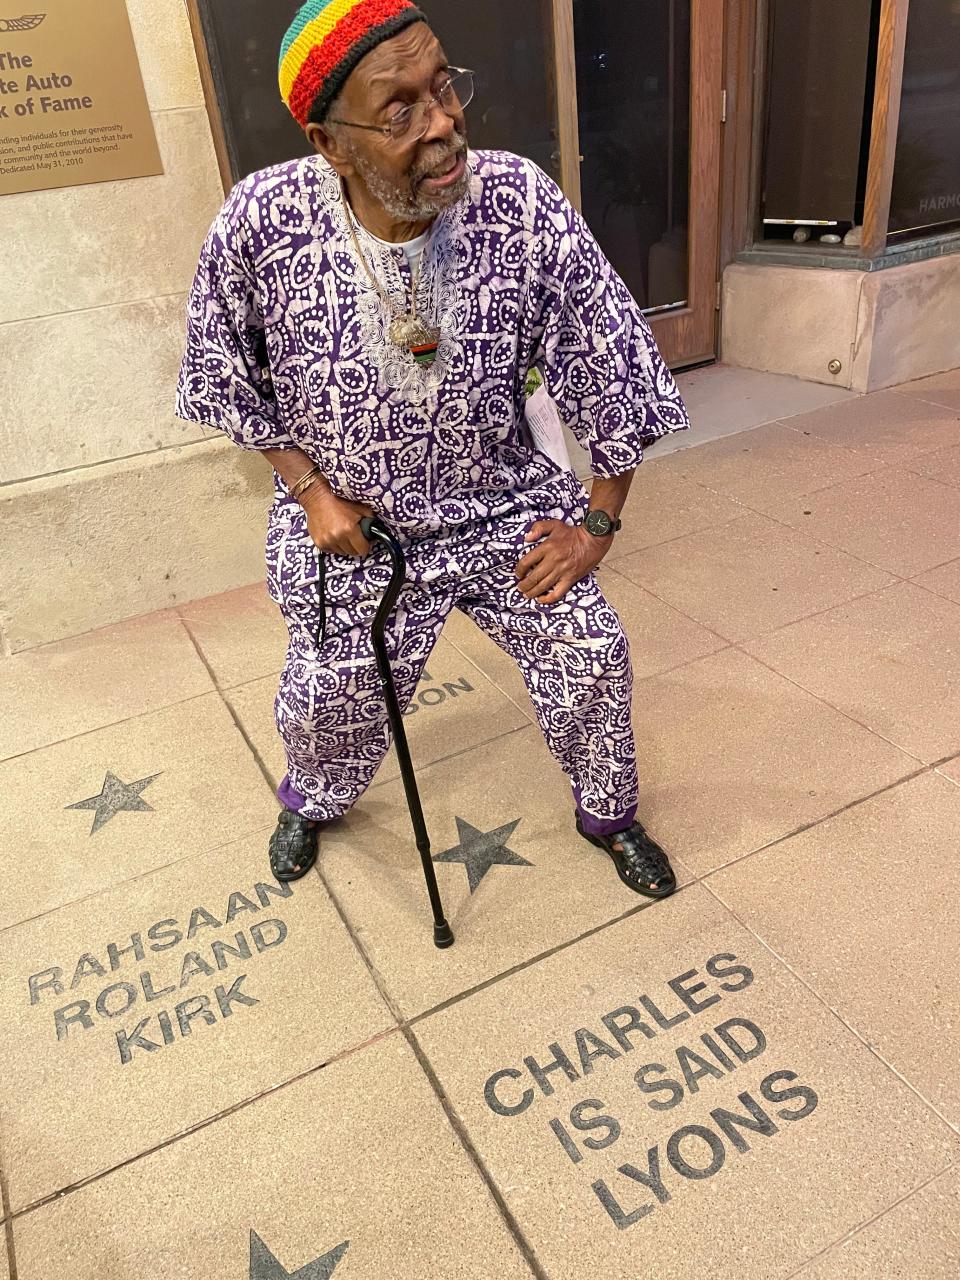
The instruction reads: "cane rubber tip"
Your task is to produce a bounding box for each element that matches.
[434,922,455,950]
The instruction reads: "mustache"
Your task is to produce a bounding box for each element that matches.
[412,131,468,182]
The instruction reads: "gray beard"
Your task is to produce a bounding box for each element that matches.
[346,132,470,222]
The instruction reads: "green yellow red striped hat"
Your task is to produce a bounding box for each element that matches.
[279,0,428,128]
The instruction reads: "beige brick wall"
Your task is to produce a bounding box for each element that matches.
[0,0,274,654]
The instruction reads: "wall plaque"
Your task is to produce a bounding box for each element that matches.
[0,1,163,196]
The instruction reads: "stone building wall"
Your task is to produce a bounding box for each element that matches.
[0,0,272,654]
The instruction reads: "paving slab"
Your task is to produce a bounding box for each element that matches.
[0,1244,6,1280]
[792,1166,960,1279]
[0,694,277,930]
[913,557,960,606]
[938,755,960,785]
[11,1035,533,1280]
[0,832,392,1211]
[602,462,744,559]
[908,443,960,489]
[745,582,960,764]
[775,469,960,579]
[599,566,729,677]
[893,366,960,412]
[321,725,692,1018]
[223,676,289,788]
[664,365,859,459]
[612,510,894,643]
[710,773,960,1125]
[414,885,957,1280]
[649,420,880,516]
[0,611,211,762]
[632,648,918,875]
[784,390,960,466]
[226,635,530,793]
[178,582,289,689]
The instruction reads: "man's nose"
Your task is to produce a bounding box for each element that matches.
[420,97,456,145]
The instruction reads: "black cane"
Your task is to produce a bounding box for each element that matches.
[360,517,455,950]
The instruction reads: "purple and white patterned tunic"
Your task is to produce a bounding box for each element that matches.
[177,149,688,535]
[176,150,689,834]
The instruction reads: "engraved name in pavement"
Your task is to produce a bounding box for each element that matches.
[250,1230,349,1280]
[66,771,161,835]
[481,953,820,1229]
[403,667,475,716]
[25,878,295,1065]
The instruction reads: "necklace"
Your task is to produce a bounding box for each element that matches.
[340,180,441,368]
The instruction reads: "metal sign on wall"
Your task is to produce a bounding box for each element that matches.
[0,1,163,196]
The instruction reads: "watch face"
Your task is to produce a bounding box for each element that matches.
[586,510,613,537]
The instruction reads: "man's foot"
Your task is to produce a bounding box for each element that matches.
[269,810,320,882]
[576,814,677,900]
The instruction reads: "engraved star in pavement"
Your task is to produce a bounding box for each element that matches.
[66,771,161,835]
[249,1231,349,1279]
[434,816,531,893]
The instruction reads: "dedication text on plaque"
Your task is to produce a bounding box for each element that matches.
[0,1,163,196]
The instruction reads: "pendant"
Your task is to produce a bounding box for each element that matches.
[389,314,441,367]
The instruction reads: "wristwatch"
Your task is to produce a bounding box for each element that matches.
[585,509,623,538]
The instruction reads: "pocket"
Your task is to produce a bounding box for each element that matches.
[266,512,320,608]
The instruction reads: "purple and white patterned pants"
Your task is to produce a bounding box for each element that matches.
[268,473,639,837]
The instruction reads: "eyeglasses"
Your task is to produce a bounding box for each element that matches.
[329,68,475,143]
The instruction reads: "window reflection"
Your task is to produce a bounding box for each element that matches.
[574,0,691,311]
[890,0,960,238]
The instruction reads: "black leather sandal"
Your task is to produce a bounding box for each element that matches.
[576,814,677,900]
[269,810,321,883]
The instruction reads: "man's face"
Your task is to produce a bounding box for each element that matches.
[309,23,471,222]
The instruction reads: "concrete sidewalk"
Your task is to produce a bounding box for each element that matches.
[2,366,960,1278]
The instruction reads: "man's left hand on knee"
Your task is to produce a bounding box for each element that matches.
[515,520,612,605]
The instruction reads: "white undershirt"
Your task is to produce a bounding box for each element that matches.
[367,228,429,274]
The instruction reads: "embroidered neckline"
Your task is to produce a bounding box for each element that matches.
[312,155,478,402]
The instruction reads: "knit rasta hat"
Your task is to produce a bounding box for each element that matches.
[279,0,429,129]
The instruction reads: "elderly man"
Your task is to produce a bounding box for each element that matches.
[177,0,689,897]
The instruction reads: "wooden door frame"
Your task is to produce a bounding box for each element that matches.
[718,0,764,266]
[551,0,583,207]
[861,0,909,253]
[655,0,724,367]
[185,0,233,193]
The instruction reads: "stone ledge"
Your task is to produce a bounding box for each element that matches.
[0,440,273,653]
[737,226,960,274]
[722,253,960,392]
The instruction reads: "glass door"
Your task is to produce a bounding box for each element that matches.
[574,1,692,312]
[558,0,724,366]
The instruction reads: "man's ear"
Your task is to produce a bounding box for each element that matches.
[305,122,355,178]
